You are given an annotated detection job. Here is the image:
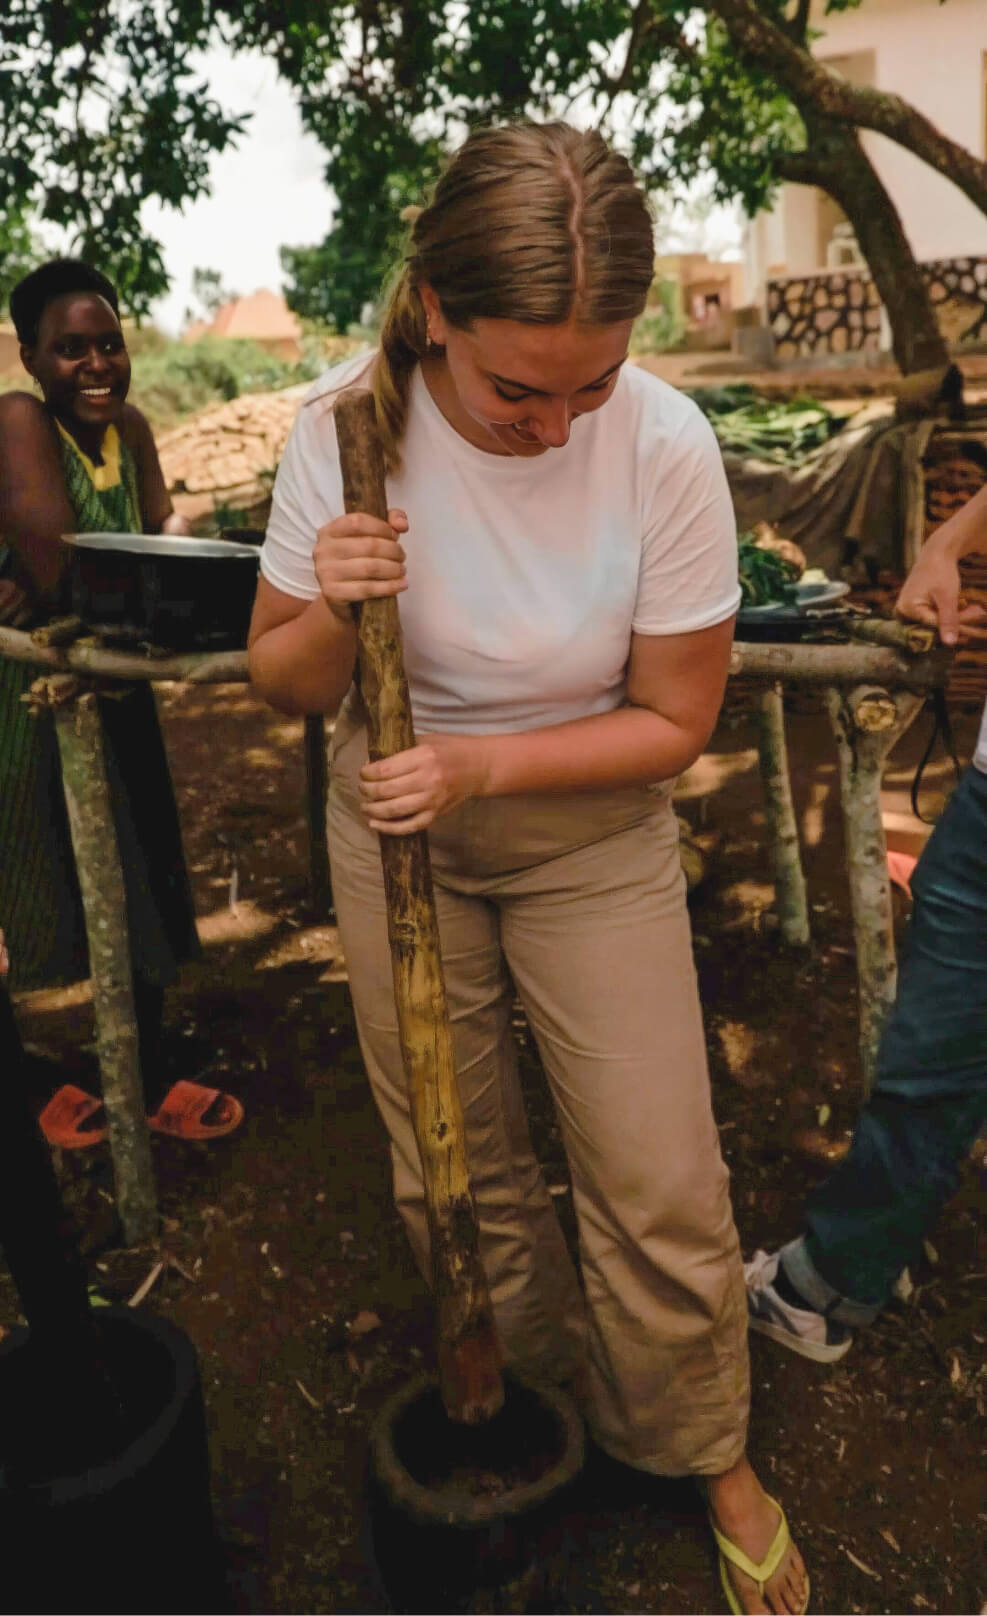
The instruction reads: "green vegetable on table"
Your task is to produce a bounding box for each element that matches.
[737,534,801,607]
[689,384,842,466]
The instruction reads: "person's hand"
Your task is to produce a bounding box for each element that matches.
[895,542,987,647]
[0,577,30,626]
[359,734,490,834]
[314,508,409,625]
[161,511,192,536]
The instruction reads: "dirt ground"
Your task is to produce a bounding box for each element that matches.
[6,683,987,1615]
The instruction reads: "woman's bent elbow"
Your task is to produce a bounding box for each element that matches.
[247,646,299,714]
[247,647,342,718]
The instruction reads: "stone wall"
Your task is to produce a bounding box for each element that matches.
[924,258,987,345]
[767,257,987,359]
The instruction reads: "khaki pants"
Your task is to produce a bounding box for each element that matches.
[327,699,750,1475]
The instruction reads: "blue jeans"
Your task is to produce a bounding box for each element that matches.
[782,763,987,1326]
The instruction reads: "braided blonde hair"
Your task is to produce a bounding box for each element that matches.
[372,121,654,471]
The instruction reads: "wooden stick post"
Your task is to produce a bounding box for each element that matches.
[755,683,810,946]
[824,683,925,1092]
[334,389,504,1425]
[53,688,157,1245]
[303,713,333,918]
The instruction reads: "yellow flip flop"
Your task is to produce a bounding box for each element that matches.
[710,1496,809,1615]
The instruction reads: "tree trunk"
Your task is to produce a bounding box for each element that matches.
[799,114,949,375]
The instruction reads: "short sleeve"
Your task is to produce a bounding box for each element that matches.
[259,400,345,602]
[632,404,740,636]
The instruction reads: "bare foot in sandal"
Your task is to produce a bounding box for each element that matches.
[706,1457,809,1614]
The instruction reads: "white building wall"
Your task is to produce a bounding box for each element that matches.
[781,185,824,278]
[759,0,987,276]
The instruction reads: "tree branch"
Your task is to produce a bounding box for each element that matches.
[783,0,812,47]
[772,112,949,373]
[602,0,657,108]
[770,147,828,187]
[599,2,707,107]
[705,0,987,219]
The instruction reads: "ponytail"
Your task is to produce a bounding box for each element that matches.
[372,265,428,474]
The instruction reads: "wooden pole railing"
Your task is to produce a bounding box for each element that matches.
[0,610,951,1225]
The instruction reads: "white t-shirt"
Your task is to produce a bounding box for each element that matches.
[261,351,740,734]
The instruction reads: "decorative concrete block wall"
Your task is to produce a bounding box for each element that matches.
[767,268,882,358]
[924,257,987,344]
[766,257,987,358]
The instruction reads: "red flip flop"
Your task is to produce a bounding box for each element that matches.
[148,1080,244,1141]
[38,1084,107,1149]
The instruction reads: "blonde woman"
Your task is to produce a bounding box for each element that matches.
[249,122,807,1616]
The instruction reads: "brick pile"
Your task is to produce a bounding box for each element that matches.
[157,386,308,529]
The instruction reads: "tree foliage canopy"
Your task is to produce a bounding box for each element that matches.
[4,1,987,365]
[263,0,801,328]
[0,0,248,316]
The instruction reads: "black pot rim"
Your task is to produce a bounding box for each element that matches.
[0,1306,200,1504]
[370,1370,586,1528]
[63,532,260,561]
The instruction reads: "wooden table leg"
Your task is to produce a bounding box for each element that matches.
[304,713,333,919]
[756,682,810,946]
[54,690,157,1245]
[825,684,925,1094]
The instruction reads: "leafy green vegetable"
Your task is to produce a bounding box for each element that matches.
[737,535,801,607]
[689,385,843,466]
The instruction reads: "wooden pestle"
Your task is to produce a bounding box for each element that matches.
[334,389,504,1425]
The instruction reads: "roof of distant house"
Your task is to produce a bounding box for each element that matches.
[211,289,302,341]
[185,289,303,344]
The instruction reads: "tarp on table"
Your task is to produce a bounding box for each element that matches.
[723,404,935,577]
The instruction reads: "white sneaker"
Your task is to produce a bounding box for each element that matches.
[744,1248,854,1364]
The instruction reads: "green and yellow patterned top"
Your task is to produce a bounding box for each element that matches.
[0,416,198,990]
[55,419,143,536]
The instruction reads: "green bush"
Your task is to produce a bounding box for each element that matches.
[630,280,686,355]
[128,335,333,430]
[0,328,365,429]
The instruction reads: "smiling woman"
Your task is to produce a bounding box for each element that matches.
[0,258,242,1147]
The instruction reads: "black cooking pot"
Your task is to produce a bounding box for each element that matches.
[0,1307,224,1613]
[63,532,261,651]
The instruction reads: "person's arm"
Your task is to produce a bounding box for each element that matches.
[119,405,190,535]
[896,482,987,645]
[248,502,409,715]
[0,393,78,607]
[358,616,736,834]
[484,618,734,793]
[247,575,358,716]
